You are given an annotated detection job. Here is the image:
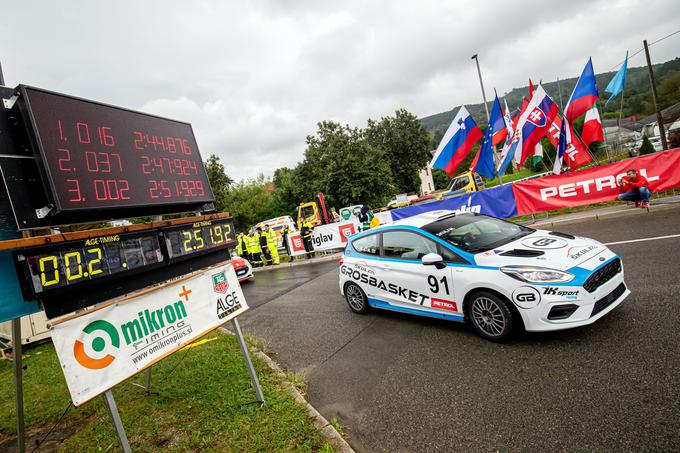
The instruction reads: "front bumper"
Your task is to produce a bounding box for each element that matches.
[519,264,629,332]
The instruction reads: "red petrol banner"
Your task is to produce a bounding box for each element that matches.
[512,148,680,215]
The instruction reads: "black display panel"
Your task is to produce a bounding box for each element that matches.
[18,86,214,212]
[163,218,236,261]
[15,231,163,296]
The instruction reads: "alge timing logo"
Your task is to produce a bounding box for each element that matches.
[73,320,120,370]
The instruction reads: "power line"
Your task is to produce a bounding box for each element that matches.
[609,29,680,71]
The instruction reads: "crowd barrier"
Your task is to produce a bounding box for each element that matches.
[390,148,680,221]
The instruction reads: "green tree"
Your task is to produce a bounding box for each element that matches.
[205,154,233,212]
[365,109,431,194]
[657,72,680,110]
[303,121,394,208]
[224,174,276,232]
[639,134,655,155]
[431,168,451,190]
[271,166,306,218]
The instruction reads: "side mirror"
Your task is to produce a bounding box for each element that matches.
[421,253,445,270]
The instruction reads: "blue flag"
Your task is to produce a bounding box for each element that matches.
[473,95,504,179]
[605,52,627,106]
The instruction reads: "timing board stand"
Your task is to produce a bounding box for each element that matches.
[102,391,132,453]
[12,318,26,453]
[232,318,265,406]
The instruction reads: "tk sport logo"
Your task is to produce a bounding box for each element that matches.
[213,272,229,294]
[74,320,120,370]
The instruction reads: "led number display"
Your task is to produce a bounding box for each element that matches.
[163,218,235,261]
[18,86,214,212]
[16,232,163,296]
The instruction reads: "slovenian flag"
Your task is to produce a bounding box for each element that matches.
[564,57,599,122]
[430,105,483,176]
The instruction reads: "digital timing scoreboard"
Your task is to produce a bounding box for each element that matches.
[12,216,236,317]
[0,85,215,229]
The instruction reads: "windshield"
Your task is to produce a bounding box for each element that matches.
[422,214,533,253]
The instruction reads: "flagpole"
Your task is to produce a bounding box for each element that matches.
[553,99,597,165]
[471,54,502,186]
[617,86,626,153]
[596,102,612,163]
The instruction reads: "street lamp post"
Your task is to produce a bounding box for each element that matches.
[471,54,502,185]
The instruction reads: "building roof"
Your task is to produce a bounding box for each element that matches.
[640,102,680,126]
[602,118,644,132]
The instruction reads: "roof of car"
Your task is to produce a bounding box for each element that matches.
[383,210,470,229]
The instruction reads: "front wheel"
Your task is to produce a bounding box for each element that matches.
[467,291,515,342]
[344,282,370,314]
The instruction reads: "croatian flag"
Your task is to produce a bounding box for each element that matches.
[564,57,599,122]
[497,84,558,175]
[430,105,483,176]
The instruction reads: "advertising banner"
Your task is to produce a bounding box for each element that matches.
[390,184,518,221]
[310,221,360,251]
[286,232,307,257]
[50,262,248,406]
[512,148,680,214]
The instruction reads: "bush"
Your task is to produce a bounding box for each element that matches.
[639,135,655,155]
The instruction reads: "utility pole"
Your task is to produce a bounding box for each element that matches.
[0,60,5,85]
[643,39,668,151]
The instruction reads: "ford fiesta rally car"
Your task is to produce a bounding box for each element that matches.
[339,210,629,341]
[232,256,254,283]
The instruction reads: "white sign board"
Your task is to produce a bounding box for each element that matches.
[286,232,308,257]
[50,262,248,406]
[310,221,359,251]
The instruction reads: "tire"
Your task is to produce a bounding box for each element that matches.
[344,282,370,314]
[466,291,515,342]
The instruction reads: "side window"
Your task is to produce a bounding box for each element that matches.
[438,244,468,264]
[382,230,438,260]
[352,233,380,256]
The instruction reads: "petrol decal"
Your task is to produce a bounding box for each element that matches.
[511,286,541,309]
[431,298,458,312]
[521,237,568,250]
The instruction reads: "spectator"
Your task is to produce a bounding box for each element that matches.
[618,169,651,208]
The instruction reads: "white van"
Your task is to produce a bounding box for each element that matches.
[254,216,297,248]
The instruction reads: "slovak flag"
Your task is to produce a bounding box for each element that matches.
[552,117,593,173]
[564,57,599,122]
[430,105,483,176]
[497,84,558,175]
[581,104,604,147]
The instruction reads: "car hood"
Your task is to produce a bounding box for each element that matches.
[473,229,607,271]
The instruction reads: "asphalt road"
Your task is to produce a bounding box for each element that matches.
[239,207,680,452]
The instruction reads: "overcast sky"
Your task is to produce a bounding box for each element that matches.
[1,1,678,181]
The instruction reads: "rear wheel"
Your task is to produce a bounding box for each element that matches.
[344,282,370,314]
[467,291,515,342]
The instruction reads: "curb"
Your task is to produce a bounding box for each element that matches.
[252,252,342,273]
[221,329,354,452]
[252,350,354,453]
[530,202,680,228]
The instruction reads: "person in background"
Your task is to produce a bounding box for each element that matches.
[281,225,291,256]
[257,227,271,265]
[247,230,262,267]
[264,224,280,265]
[300,220,314,259]
[236,232,246,259]
[618,168,651,208]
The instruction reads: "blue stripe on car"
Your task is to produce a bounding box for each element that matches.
[368,298,465,322]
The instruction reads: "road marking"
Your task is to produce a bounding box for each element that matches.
[604,233,680,246]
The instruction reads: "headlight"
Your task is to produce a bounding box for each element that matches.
[501,266,573,283]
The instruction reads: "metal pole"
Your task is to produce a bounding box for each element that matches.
[471,54,490,121]
[145,368,152,395]
[557,77,564,108]
[0,60,5,86]
[643,39,668,151]
[231,318,265,406]
[12,319,25,453]
[102,391,132,453]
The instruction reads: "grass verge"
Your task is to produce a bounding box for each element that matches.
[0,330,331,452]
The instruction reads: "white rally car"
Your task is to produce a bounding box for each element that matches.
[339,210,629,342]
